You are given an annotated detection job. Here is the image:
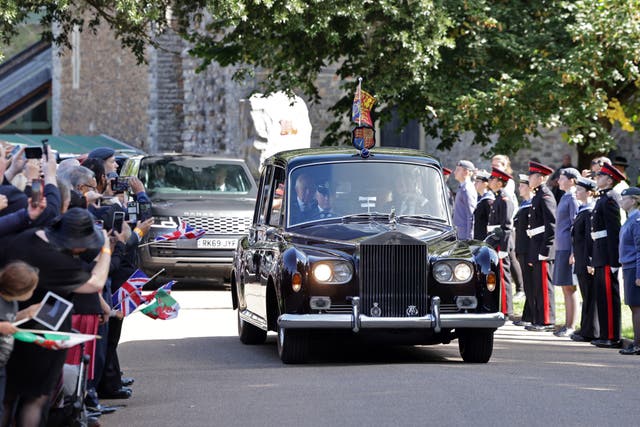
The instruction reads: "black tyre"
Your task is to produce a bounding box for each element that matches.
[237,310,267,344]
[277,323,309,364]
[458,328,494,363]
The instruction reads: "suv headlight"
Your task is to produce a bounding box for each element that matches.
[153,216,178,228]
[433,261,473,284]
[312,261,353,284]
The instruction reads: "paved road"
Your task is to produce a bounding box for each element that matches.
[102,291,640,427]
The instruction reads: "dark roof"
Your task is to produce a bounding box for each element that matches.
[268,146,441,170]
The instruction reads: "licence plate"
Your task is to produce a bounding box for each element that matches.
[196,238,238,249]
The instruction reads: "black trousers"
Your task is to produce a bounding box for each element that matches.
[531,260,555,325]
[98,317,124,393]
[517,254,533,322]
[576,271,600,339]
[499,252,513,316]
[594,265,621,341]
[509,244,524,293]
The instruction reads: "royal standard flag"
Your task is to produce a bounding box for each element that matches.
[141,289,180,320]
[352,87,376,127]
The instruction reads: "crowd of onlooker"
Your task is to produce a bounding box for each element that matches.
[0,144,153,427]
[448,153,640,355]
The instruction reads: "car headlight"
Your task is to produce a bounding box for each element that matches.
[433,261,473,284]
[311,261,353,284]
[454,263,473,282]
[433,263,453,282]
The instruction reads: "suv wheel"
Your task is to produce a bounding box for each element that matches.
[458,328,494,363]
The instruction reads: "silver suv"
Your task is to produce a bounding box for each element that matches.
[120,154,257,283]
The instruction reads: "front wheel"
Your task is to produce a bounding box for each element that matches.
[277,323,309,364]
[237,310,267,344]
[458,328,494,363]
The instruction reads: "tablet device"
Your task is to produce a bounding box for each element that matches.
[32,291,74,331]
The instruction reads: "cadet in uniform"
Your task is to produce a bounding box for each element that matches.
[473,170,494,241]
[525,161,557,331]
[487,167,515,317]
[618,187,640,355]
[590,163,625,348]
[570,177,600,342]
[514,174,533,326]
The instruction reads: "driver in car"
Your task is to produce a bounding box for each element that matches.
[315,184,335,219]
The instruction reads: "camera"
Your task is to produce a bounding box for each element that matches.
[24,146,43,159]
[111,177,129,193]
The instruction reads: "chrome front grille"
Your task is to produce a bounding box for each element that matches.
[360,232,428,318]
[181,216,251,234]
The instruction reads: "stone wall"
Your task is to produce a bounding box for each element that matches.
[53,26,148,148]
[147,30,185,154]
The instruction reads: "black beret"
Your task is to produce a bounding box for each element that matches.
[621,187,640,197]
[576,177,597,192]
[87,147,116,160]
[561,168,581,181]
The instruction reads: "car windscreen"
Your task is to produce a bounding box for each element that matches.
[139,158,253,195]
[287,161,448,227]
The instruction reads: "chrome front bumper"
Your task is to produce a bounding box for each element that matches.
[278,297,506,333]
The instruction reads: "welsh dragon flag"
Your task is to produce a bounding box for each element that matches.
[13,330,97,350]
[140,289,180,320]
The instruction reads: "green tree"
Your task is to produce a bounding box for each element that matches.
[0,0,171,62]
[2,1,638,159]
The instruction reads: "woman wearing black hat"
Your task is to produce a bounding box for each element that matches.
[0,208,111,426]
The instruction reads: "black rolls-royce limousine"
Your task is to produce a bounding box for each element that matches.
[231,146,505,363]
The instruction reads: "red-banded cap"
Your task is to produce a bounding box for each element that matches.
[442,167,452,176]
[491,167,513,182]
[597,162,626,183]
[529,161,554,176]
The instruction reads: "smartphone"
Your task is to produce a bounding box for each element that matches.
[112,211,125,233]
[127,201,138,223]
[24,146,43,159]
[111,177,129,193]
[41,139,49,161]
[138,201,152,221]
[30,179,42,208]
[94,220,104,230]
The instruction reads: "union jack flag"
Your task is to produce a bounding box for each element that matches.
[142,280,177,303]
[154,221,206,242]
[112,269,149,316]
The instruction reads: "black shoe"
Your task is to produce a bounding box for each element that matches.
[121,377,135,387]
[512,319,531,327]
[86,403,118,415]
[570,333,593,342]
[525,324,554,332]
[619,344,640,355]
[591,339,622,348]
[98,387,132,400]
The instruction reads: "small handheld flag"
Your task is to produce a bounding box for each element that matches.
[13,330,98,350]
[141,289,180,320]
[112,269,149,316]
[154,221,206,242]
